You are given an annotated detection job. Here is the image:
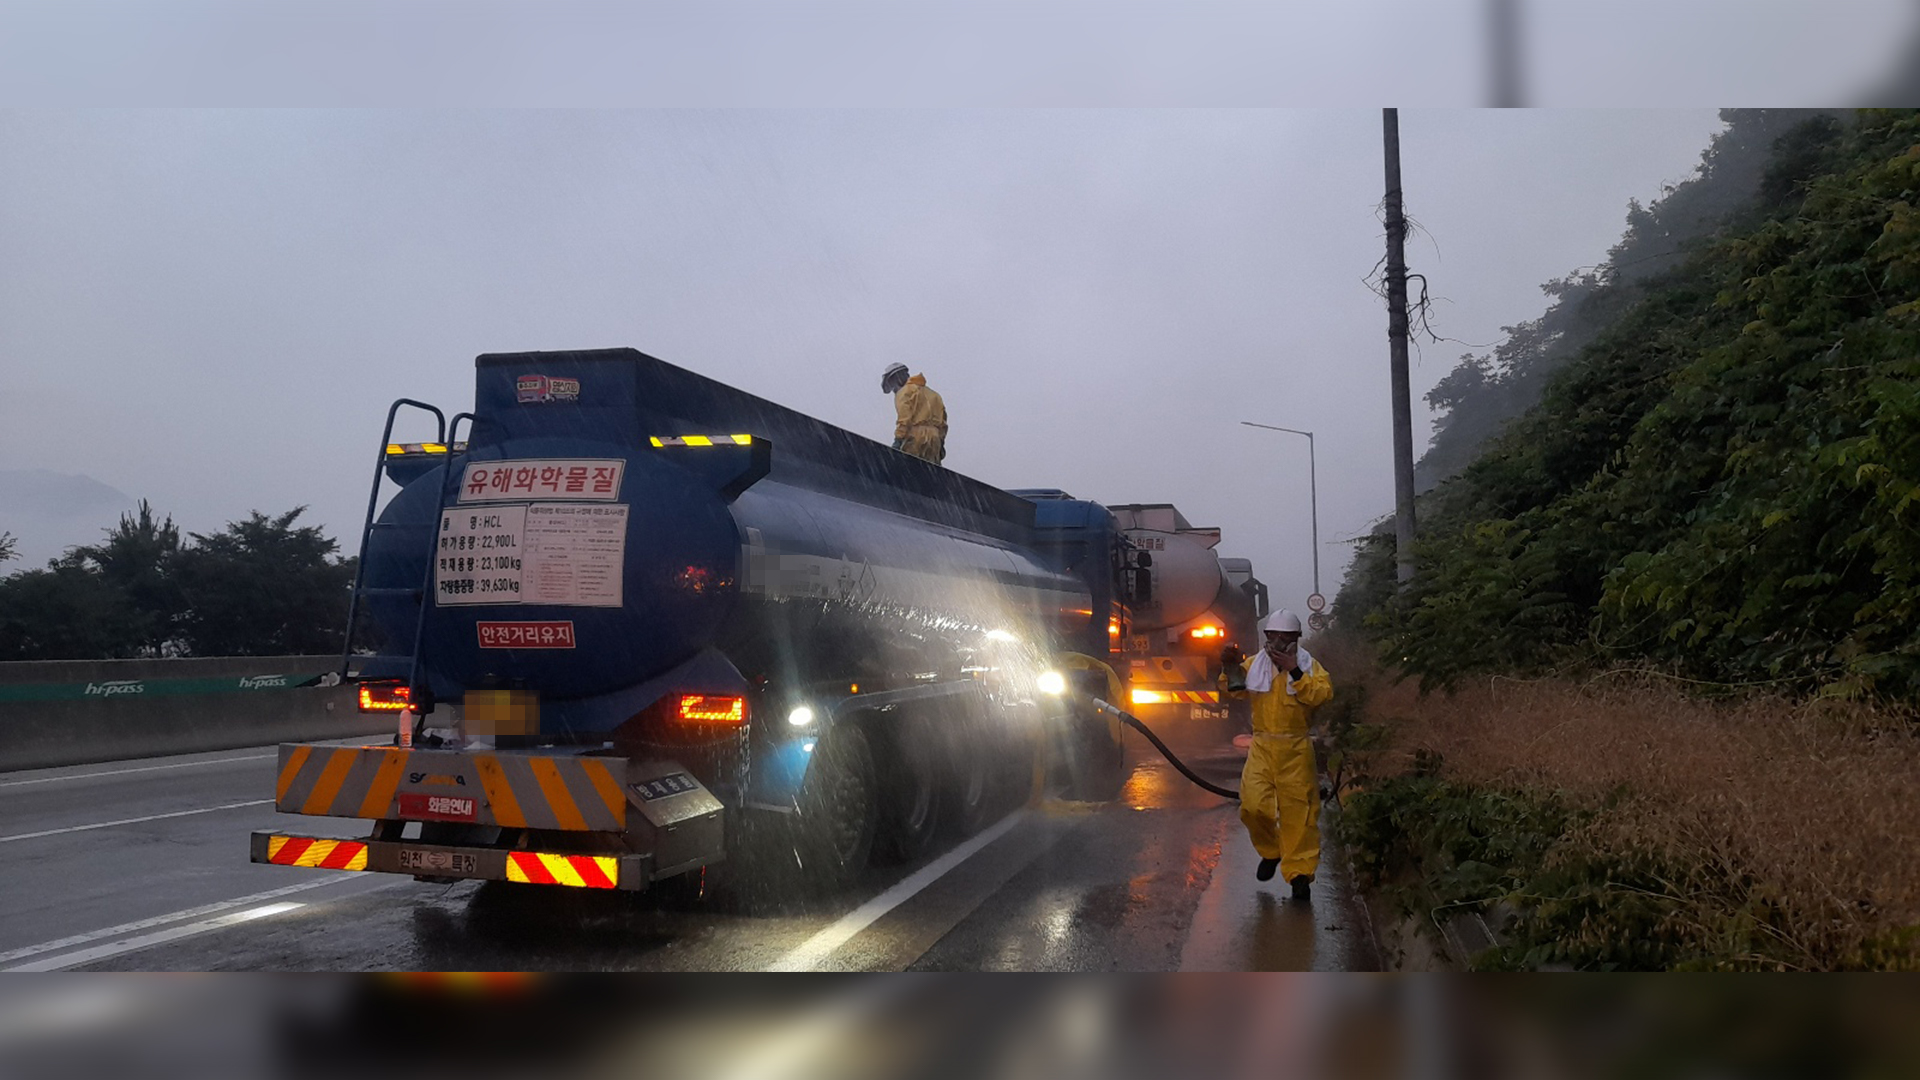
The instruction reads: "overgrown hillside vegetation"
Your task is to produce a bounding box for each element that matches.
[1333,666,1920,971]
[1413,109,1844,492]
[1343,109,1920,701]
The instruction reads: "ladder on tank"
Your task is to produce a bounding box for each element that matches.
[338,399,476,716]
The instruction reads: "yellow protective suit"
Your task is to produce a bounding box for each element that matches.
[1223,652,1333,882]
[893,375,948,464]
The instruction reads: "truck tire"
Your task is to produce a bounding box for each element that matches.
[944,714,1013,837]
[946,741,995,837]
[874,724,942,863]
[794,724,877,889]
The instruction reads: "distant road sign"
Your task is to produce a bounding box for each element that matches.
[1307,612,1328,631]
[1307,593,1326,613]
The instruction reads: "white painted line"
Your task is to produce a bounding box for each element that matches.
[0,753,276,789]
[0,876,358,965]
[770,810,1025,972]
[3,902,306,972]
[0,800,273,843]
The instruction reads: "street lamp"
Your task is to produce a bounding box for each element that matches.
[1240,421,1321,611]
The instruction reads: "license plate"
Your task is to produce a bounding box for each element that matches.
[398,849,477,875]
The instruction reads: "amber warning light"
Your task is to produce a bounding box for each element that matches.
[677,694,746,725]
[358,683,411,712]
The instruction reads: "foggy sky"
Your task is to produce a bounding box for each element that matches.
[3,1,1912,614]
[1,108,1734,612]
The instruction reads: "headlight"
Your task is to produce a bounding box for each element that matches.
[788,705,816,727]
[1037,671,1067,696]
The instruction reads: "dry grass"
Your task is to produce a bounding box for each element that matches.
[1326,642,1920,969]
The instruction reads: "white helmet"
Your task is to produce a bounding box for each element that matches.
[880,362,910,392]
[1260,610,1303,634]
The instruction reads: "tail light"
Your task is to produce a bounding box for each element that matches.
[676,694,746,726]
[358,682,411,712]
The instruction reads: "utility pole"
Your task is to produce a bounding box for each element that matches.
[1487,0,1525,107]
[1383,108,1417,588]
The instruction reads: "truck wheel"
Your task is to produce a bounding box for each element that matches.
[795,724,877,888]
[944,716,1011,836]
[875,724,942,863]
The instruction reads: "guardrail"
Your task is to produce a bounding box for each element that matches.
[0,656,388,772]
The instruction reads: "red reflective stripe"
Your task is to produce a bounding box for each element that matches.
[318,842,366,870]
[510,852,557,885]
[572,857,614,890]
[272,837,316,865]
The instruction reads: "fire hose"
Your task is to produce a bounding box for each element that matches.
[1086,697,1241,800]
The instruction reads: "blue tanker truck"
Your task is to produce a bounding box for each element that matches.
[251,347,1150,894]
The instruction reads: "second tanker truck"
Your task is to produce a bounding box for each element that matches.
[1108,504,1268,727]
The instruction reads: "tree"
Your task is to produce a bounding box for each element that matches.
[173,507,355,657]
[0,554,144,660]
[0,531,15,566]
[73,500,183,656]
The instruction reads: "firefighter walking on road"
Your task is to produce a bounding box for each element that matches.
[1221,609,1332,901]
[881,362,948,464]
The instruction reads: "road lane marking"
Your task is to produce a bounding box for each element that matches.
[0,753,276,789]
[3,902,307,972]
[0,877,358,965]
[770,810,1025,972]
[0,800,273,843]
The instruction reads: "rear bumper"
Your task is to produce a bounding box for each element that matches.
[1126,690,1226,721]
[260,743,730,889]
[249,830,658,891]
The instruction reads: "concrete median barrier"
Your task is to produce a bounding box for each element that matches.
[0,656,392,772]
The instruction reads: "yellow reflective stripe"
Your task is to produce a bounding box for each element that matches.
[651,434,750,447]
[528,758,587,832]
[277,746,313,804]
[543,854,586,888]
[473,754,526,828]
[357,749,411,819]
[579,759,627,825]
[301,748,360,816]
[268,837,369,870]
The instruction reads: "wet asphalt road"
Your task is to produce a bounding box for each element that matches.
[0,714,1378,972]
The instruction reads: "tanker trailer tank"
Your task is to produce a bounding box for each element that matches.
[253,348,1124,897]
[1107,504,1248,725]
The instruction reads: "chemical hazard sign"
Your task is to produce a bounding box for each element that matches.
[435,503,629,608]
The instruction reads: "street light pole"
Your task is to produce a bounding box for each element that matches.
[1240,421,1319,601]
